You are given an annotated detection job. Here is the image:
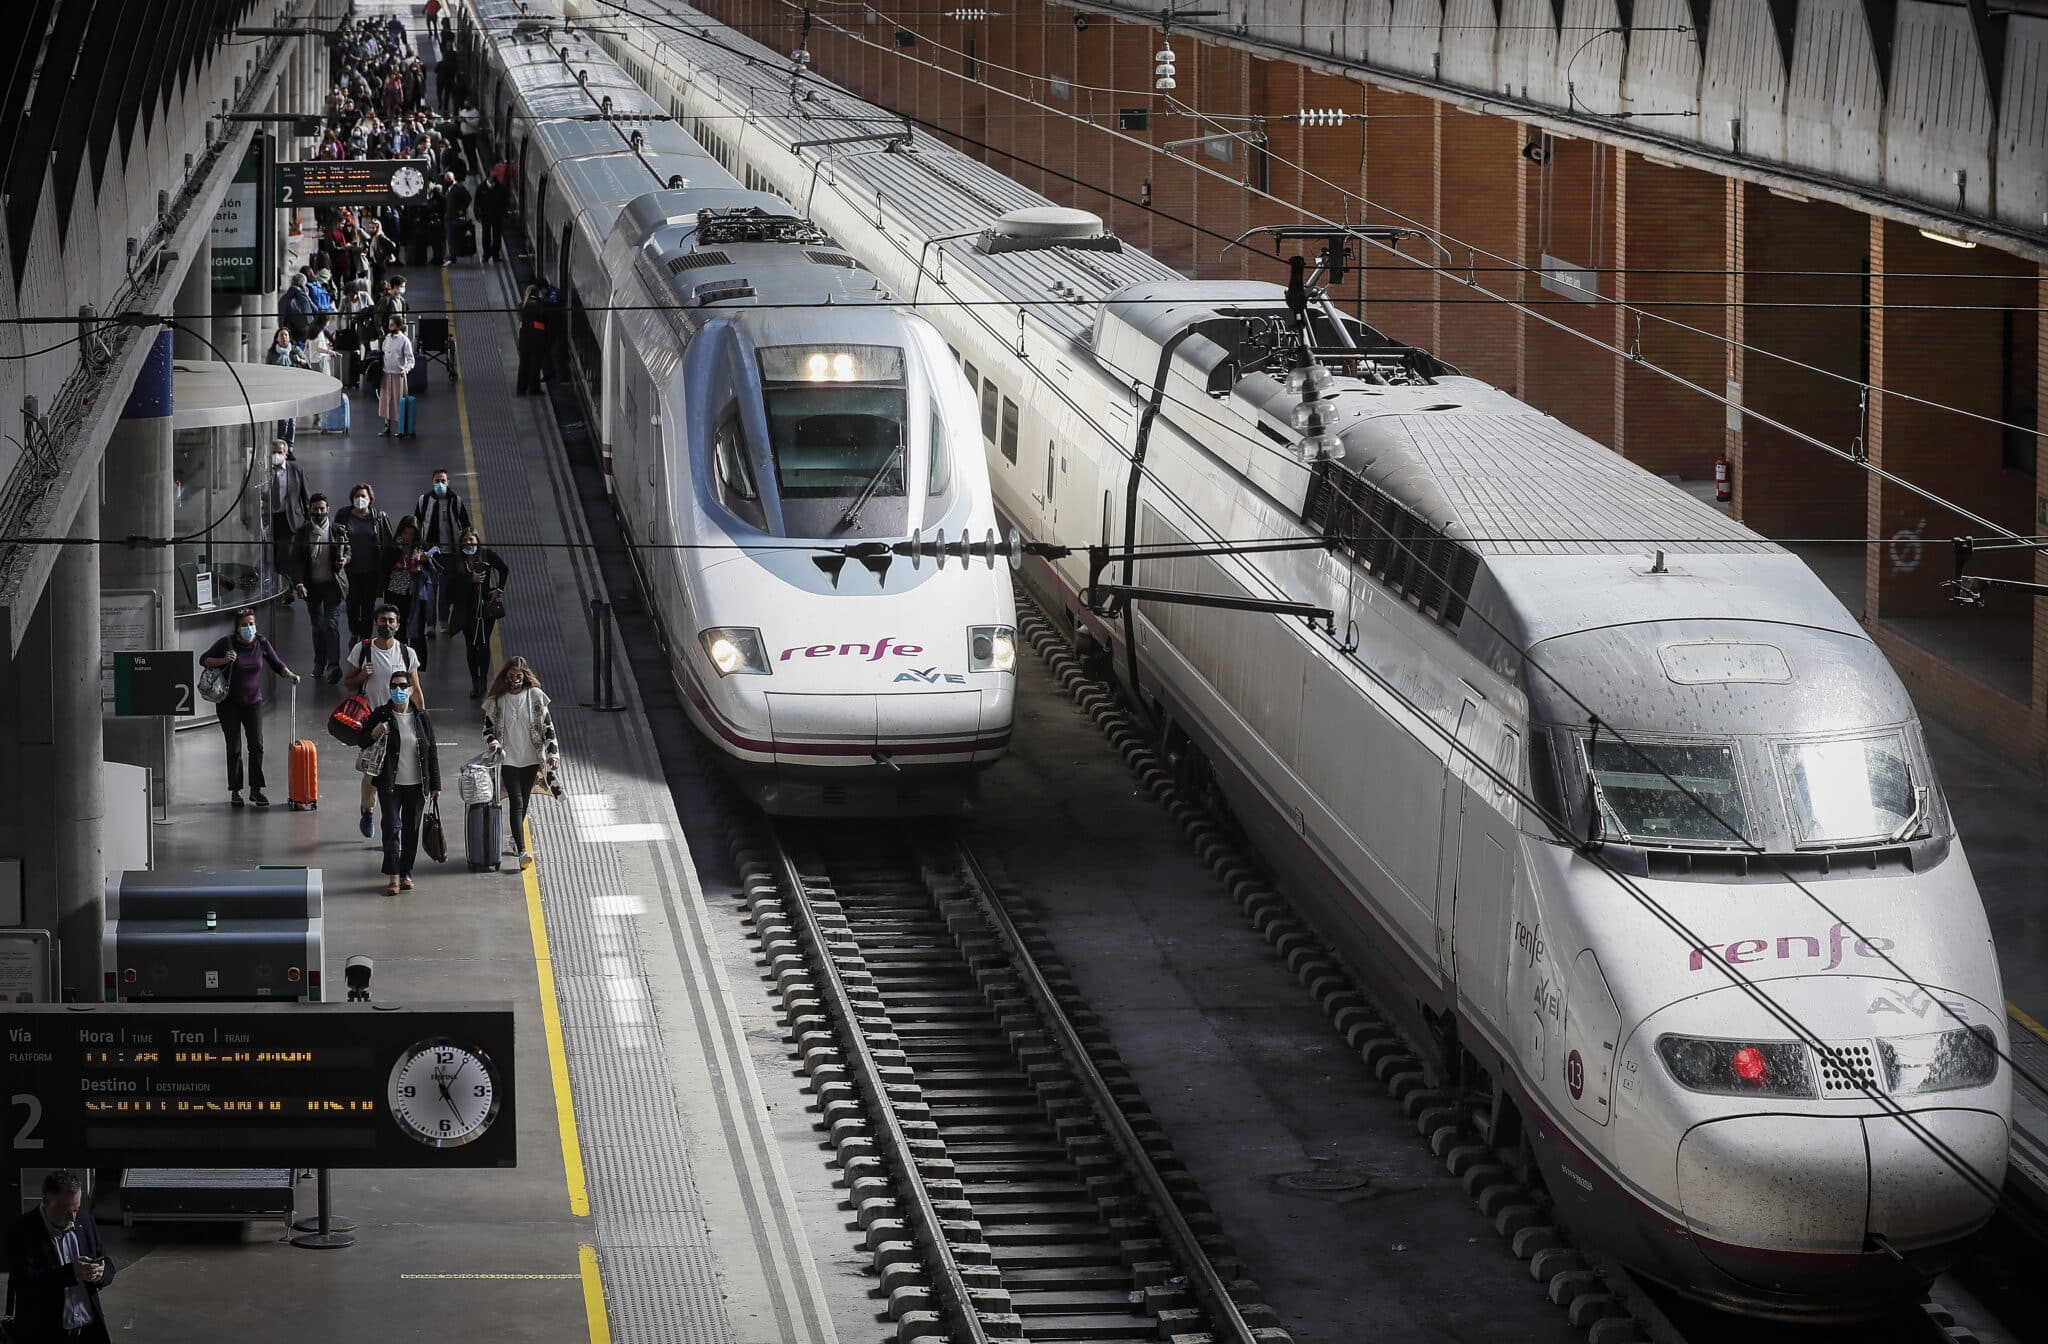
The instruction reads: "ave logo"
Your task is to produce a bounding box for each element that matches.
[895,667,967,685]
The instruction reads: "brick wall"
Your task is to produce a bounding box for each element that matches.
[1435,110,1523,394]
[1613,154,1727,479]
[1519,135,1618,446]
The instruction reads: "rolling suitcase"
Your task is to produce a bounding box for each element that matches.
[320,393,351,433]
[407,359,429,397]
[288,688,319,810]
[397,395,418,439]
[465,800,503,872]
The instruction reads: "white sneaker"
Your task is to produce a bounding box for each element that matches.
[519,850,534,869]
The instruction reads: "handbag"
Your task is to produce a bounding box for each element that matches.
[328,692,373,746]
[459,751,497,806]
[422,801,448,864]
[386,564,417,597]
[480,595,506,623]
[198,663,231,703]
[354,733,388,776]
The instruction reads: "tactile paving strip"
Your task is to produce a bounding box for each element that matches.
[440,260,732,1342]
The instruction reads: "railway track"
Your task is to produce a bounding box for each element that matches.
[727,818,1291,1342]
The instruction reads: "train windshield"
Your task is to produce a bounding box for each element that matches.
[756,345,909,536]
[1777,733,1920,846]
[1582,738,1750,847]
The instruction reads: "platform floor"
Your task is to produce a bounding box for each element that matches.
[92,238,840,1342]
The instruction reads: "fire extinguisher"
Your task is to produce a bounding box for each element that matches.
[1714,455,1731,503]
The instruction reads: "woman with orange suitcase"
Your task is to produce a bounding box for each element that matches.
[199,608,303,808]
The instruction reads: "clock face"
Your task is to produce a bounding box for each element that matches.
[387,1038,500,1148]
[390,166,426,199]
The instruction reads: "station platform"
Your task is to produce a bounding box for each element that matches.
[95,248,840,1343]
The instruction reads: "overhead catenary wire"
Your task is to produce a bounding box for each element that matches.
[743,0,2047,443]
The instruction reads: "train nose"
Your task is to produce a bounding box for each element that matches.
[1675,1107,2005,1289]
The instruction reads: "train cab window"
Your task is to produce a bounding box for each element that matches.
[755,344,910,536]
[1581,738,1749,847]
[999,396,1019,465]
[980,380,999,443]
[715,412,759,502]
[1776,733,1919,847]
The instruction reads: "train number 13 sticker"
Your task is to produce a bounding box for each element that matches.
[1566,1049,1585,1100]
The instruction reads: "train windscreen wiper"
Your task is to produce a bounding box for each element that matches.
[838,442,904,528]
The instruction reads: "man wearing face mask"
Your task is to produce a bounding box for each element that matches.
[341,483,394,642]
[414,469,472,637]
[292,494,352,683]
[266,441,310,606]
[199,607,302,808]
[344,605,425,838]
[8,1170,117,1343]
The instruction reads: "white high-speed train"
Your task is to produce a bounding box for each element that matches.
[464,2,1016,814]
[567,0,2014,1319]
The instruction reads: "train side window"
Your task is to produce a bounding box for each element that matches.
[963,359,979,393]
[980,381,999,443]
[927,401,952,497]
[999,397,1019,465]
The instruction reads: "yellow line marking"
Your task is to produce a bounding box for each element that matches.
[2010,1001,2048,1046]
[579,1244,614,1344]
[443,267,592,1227]
[399,1273,581,1281]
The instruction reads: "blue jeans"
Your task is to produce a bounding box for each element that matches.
[377,781,426,877]
[409,568,440,642]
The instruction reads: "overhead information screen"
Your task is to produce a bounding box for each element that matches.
[3,1003,515,1168]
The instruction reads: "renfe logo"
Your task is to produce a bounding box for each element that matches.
[779,637,925,662]
[1688,922,1895,972]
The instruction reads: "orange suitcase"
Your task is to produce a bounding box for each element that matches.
[288,687,319,810]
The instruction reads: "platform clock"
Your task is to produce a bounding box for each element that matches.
[389,165,427,199]
[387,1038,502,1148]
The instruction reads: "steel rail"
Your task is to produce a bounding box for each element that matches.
[770,829,992,1344]
[950,839,1266,1344]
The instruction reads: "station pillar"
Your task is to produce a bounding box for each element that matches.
[101,332,177,812]
[174,237,214,359]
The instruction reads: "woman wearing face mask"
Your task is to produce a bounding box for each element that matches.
[266,327,312,445]
[446,528,509,698]
[377,314,414,438]
[482,657,558,868]
[381,515,429,650]
[198,607,302,809]
[362,670,440,894]
[340,484,394,642]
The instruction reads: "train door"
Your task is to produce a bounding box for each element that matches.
[1436,696,1483,990]
[1563,950,1620,1126]
[1438,694,1514,1026]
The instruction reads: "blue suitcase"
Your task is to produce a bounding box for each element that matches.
[397,395,417,439]
[320,394,351,433]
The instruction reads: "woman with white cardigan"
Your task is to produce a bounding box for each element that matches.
[377,314,415,438]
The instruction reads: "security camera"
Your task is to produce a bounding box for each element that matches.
[345,955,374,1003]
[1074,12,1088,28]
[1522,137,1552,165]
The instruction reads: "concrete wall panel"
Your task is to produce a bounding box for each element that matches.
[1997,17,2048,231]
[1440,0,1499,91]
[1559,0,1627,116]
[1784,0,1885,186]
[1383,0,1445,79]
[1496,0,1564,105]
[1883,0,1995,216]
[1700,0,1788,159]
[1621,0,1703,131]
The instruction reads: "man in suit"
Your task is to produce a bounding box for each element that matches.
[7,1170,117,1342]
[265,441,312,606]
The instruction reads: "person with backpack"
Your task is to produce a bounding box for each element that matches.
[474,166,509,262]
[361,667,441,895]
[482,657,558,868]
[199,607,302,809]
[414,469,472,635]
[515,284,549,394]
[344,605,426,839]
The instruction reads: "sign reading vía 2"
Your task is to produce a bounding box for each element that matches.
[2,1003,514,1168]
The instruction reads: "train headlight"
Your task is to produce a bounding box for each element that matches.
[968,625,1016,673]
[699,626,770,677]
[1878,1027,1998,1095]
[1655,1035,1816,1098]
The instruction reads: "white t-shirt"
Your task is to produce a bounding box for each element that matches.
[392,713,423,786]
[349,638,420,707]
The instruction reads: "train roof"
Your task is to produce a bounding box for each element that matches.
[611,5,1784,568]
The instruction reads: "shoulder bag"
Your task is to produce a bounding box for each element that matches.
[198,663,232,704]
[354,732,388,777]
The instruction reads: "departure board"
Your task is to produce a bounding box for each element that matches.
[274,158,435,206]
[2,1003,515,1168]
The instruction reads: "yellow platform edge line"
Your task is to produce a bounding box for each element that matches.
[579,1243,614,1344]
[2009,1000,2048,1046]
[444,269,594,1237]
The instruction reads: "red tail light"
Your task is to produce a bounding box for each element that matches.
[1731,1046,1767,1084]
